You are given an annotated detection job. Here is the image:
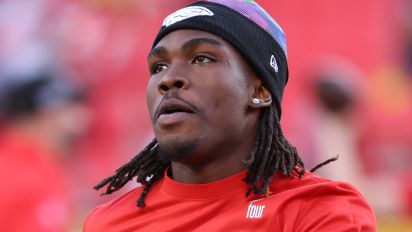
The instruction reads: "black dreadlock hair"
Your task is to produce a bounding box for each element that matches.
[95,101,307,207]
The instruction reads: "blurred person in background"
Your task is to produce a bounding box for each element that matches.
[309,60,363,184]
[304,58,408,218]
[0,71,90,232]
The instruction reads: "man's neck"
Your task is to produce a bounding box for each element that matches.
[169,141,254,184]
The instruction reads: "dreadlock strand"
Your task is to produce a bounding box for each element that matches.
[244,110,266,179]
[245,108,269,194]
[285,145,295,175]
[254,107,275,194]
[94,139,163,195]
[243,118,263,167]
[279,151,288,176]
[135,158,170,208]
[310,155,339,173]
[248,108,268,166]
[137,184,151,208]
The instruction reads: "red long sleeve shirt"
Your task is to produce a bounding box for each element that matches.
[84,170,376,231]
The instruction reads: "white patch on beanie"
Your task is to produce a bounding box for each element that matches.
[162,6,214,27]
[270,55,279,73]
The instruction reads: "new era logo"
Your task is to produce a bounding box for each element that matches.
[270,55,279,73]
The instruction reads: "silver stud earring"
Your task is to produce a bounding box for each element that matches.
[251,98,261,104]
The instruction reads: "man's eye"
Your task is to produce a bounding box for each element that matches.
[152,64,168,74]
[192,55,215,64]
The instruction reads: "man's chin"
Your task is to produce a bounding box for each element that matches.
[157,138,199,163]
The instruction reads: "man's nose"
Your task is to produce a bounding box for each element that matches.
[157,69,189,94]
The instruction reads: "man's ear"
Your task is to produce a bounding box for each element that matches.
[249,85,272,108]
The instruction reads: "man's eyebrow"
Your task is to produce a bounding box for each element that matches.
[148,46,167,59]
[181,38,223,52]
[147,38,223,59]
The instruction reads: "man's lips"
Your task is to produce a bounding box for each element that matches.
[157,111,193,126]
[154,98,196,125]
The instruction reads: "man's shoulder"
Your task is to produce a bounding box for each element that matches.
[270,170,359,195]
[84,185,144,231]
[268,171,372,209]
[266,171,376,231]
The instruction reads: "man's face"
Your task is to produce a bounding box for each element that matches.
[146,29,260,165]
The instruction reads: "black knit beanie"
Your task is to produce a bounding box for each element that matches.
[153,0,288,118]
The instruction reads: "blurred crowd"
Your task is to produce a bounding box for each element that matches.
[0,0,411,231]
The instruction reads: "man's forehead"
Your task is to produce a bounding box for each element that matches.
[155,30,223,47]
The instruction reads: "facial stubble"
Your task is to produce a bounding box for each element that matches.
[156,138,200,163]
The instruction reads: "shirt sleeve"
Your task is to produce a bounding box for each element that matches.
[293,182,376,232]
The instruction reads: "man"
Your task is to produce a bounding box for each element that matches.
[0,74,90,232]
[84,0,376,231]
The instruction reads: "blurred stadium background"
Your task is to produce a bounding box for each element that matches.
[0,0,411,231]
